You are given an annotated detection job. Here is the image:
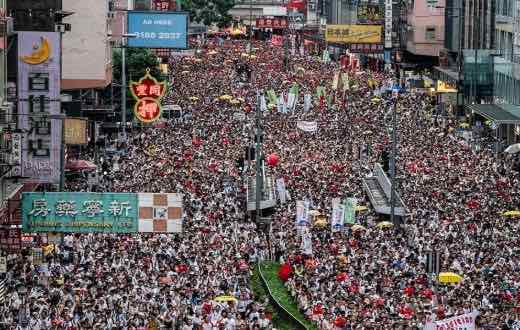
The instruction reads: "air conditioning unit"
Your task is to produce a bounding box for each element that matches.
[0,102,13,125]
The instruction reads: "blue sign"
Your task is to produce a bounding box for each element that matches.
[127,11,188,49]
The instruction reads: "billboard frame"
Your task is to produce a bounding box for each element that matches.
[126,10,189,50]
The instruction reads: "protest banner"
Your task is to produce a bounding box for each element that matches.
[344,198,357,224]
[331,198,344,232]
[297,121,318,133]
[424,311,479,330]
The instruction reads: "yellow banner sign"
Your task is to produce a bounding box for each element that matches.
[436,80,457,93]
[326,25,382,44]
[64,118,88,145]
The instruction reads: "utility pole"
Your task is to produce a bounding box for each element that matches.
[390,95,397,225]
[255,90,263,223]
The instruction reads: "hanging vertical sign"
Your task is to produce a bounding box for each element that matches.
[130,68,167,123]
[384,0,392,49]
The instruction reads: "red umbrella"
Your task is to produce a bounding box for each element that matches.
[266,153,279,167]
[65,159,97,172]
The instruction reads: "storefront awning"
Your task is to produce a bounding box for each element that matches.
[466,104,520,124]
[433,66,459,85]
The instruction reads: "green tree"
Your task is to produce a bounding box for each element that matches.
[182,0,235,27]
[112,48,164,85]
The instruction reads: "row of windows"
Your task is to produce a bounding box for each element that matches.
[494,72,520,104]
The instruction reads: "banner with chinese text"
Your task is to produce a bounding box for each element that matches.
[22,192,184,233]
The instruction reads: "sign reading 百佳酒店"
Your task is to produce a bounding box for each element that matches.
[127,11,188,49]
[17,32,62,183]
[22,192,139,233]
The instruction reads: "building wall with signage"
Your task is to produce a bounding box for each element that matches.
[17,31,62,184]
[61,0,112,89]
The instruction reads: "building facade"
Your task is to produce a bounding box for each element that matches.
[405,0,445,58]
[61,0,113,90]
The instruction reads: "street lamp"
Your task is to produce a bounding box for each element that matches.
[109,33,137,143]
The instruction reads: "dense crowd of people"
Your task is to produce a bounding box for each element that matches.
[1,37,520,329]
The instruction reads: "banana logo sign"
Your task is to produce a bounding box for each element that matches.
[20,36,51,65]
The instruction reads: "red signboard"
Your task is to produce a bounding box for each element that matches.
[287,0,306,11]
[130,68,167,123]
[348,43,384,53]
[256,17,288,29]
[152,0,175,11]
[0,227,21,251]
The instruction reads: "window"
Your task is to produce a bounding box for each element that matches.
[425,26,436,40]
[29,117,51,135]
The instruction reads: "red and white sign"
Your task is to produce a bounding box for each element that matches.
[287,0,306,11]
[130,68,167,123]
[425,311,479,330]
[256,17,288,29]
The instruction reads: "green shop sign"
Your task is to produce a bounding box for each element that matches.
[22,192,138,233]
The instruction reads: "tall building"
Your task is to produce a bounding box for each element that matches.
[61,0,113,91]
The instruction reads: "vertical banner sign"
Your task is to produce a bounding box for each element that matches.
[130,68,167,123]
[343,198,357,224]
[301,229,313,255]
[296,200,309,226]
[17,32,62,183]
[384,0,392,66]
[276,178,287,204]
[11,133,22,177]
[331,197,344,232]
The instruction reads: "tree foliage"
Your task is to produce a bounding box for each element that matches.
[112,48,164,85]
[183,0,235,27]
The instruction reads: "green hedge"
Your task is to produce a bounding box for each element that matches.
[258,261,318,330]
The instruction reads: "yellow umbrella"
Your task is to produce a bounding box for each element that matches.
[377,221,394,229]
[250,55,257,59]
[181,71,190,74]
[501,210,520,217]
[219,95,233,101]
[229,99,241,105]
[459,122,470,128]
[314,219,327,228]
[194,58,203,63]
[355,205,368,212]
[189,96,199,101]
[214,295,237,302]
[351,224,366,232]
[371,97,381,103]
[438,272,463,284]
[236,97,245,103]
[309,210,321,216]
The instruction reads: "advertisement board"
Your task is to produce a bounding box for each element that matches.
[358,4,384,24]
[385,0,392,49]
[64,118,88,145]
[22,192,139,233]
[22,192,184,233]
[17,32,62,184]
[325,25,382,44]
[127,11,188,49]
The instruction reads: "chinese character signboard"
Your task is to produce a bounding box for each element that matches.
[64,118,88,145]
[152,0,176,11]
[357,4,384,24]
[22,192,139,233]
[348,43,384,53]
[256,17,288,29]
[127,11,188,49]
[17,32,62,183]
[130,68,166,123]
[325,25,382,44]
[22,192,183,233]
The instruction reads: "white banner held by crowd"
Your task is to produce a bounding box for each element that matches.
[304,94,312,112]
[301,229,313,255]
[424,311,479,330]
[297,121,318,133]
[276,178,287,204]
[330,198,344,232]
